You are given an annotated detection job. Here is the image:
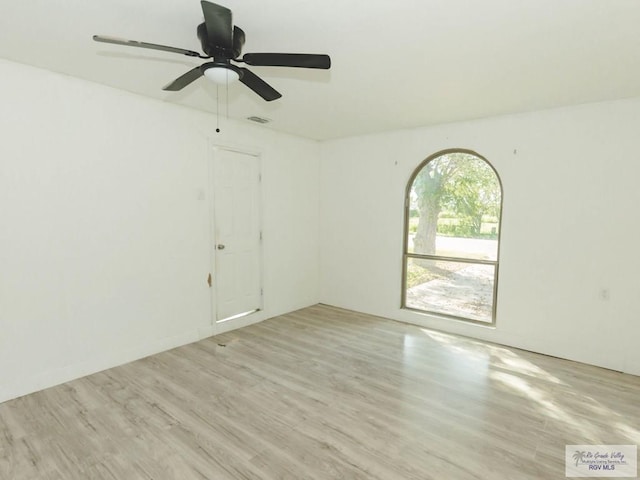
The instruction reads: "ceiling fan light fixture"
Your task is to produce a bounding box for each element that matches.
[203,65,240,84]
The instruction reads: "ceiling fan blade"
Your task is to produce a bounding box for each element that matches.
[200,1,233,49]
[162,67,204,91]
[242,53,331,69]
[93,35,206,58]
[239,68,282,101]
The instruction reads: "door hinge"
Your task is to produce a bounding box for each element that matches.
[259,231,263,241]
[207,273,212,288]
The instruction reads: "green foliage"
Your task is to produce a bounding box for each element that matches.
[411,152,501,247]
[438,222,498,239]
[439,156,500,235]
[438,221,476,238]
[408,217,419,234]
[436,215,499,238]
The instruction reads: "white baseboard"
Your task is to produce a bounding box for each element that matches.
[198,325,216,339]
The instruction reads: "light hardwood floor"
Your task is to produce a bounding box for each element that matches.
[1,304,639,479]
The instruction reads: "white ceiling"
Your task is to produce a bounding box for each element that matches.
[2,0,640,140]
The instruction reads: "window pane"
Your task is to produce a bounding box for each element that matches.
[435,236,498,261]
[408,152,501,261]
[405,257,495,323]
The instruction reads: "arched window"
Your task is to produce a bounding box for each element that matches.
[402,149,502,324]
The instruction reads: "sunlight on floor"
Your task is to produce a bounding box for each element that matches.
[419,327,640,445]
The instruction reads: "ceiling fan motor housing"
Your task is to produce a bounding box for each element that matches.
[197,23,245,59]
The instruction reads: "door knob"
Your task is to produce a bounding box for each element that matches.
[217,244,226,250]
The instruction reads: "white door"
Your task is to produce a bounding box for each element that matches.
[211,148,263,322]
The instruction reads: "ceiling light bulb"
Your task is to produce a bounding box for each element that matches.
[204,67,240,85]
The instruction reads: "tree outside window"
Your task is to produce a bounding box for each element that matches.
[403,150,502,324]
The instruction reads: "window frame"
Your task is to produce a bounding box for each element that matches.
[401,148,503,326]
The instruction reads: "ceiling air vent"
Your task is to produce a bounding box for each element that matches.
[247,116,271,124]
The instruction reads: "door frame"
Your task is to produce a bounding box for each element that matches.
[207,143,264,333]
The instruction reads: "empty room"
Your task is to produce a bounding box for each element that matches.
[1,1,639,478]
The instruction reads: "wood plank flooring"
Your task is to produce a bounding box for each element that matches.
[1,304,639,479]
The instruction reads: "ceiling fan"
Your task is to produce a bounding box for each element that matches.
[93,1,331,101]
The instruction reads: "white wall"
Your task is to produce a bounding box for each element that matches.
[3,57,639,405]
[0,58,320,403]
[320,98,640,376]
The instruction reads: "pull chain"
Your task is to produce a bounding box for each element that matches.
[215,84,220,133]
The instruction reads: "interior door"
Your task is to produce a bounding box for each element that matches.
[211,148,263,322]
